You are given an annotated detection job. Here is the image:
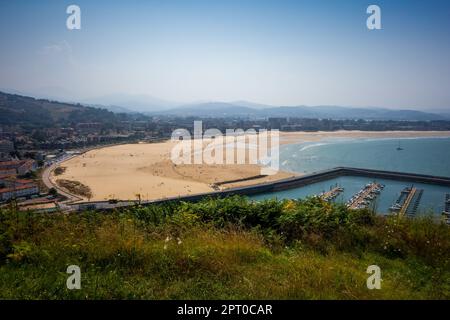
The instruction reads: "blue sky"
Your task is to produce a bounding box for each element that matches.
[1,0,450,109]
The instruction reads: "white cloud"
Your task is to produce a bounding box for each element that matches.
[38,40,75,66]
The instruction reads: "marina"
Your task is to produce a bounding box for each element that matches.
[346,182,384,210]
[250,173,450,216]
[64,167,450,215]
[443,194,450,224]
[445,194,450,214]
[389,187,424,217]
[317,185,344,202]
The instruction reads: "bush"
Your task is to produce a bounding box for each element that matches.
[0,210,13,262]
[0,196,449,299]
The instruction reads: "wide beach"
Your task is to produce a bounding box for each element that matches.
[50,130,450,202]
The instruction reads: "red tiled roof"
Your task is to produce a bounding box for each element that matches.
[0,184,38,194]
[0,159,35,168]
[0,175,15,179]
[11,179,34,184]
[0,160,25,166]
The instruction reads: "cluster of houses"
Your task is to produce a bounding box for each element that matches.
[0,159,39,202]
[0,139,14,159]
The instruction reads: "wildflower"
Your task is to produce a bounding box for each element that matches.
[177,238,182,245]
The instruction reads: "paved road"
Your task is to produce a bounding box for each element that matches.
[40,145,140,211]
[41,155,83,206]
[42,162,140,211]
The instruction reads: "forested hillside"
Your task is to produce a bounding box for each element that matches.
[0,91,130,127]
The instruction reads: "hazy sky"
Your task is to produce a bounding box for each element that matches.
[1,0,450,109]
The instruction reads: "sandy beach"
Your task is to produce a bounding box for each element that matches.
[50,130,450,202]
[279,130,450,145]
[50,138,293,202]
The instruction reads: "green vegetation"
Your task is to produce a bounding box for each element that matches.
[56,179,92,199]
[48,188,58,196]
[0,91,133,128]
[0,196,449,299]
[53,166,66,176]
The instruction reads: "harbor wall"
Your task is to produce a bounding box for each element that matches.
[73,167,450,211]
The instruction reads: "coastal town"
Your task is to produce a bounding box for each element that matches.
[1,0,450,302]
[0,151,56,212]
[2,92,450,218]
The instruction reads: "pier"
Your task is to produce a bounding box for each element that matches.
[443,194,450,224]
[340,167,450,187]
[69,167,450,212]
[445,194,450,213]
[390,187,423,216]
[318,185,344,202]
[346,182,383,210]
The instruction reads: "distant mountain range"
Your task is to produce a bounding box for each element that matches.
[151,102,449,121]
[0,89,448,121]
[80,93,449,121]
[81,93,179,113]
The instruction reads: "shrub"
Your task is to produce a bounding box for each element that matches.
[0,196,449,299]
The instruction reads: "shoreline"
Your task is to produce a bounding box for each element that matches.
[49,130,450,202]
[279,130,450,145]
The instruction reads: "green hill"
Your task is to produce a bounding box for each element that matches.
[1,196,449,299]
[0,91,123,127]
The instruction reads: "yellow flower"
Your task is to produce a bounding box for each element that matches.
[283,200,296,211]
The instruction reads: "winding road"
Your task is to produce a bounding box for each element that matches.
[41,155,83,206]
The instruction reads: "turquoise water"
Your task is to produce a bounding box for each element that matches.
[251,176,448,215]
[279,137,450,176]
[251,137,450,214]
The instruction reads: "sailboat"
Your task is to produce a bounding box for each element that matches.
[396,140,404,151]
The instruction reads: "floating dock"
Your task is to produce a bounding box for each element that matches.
[445,194,450,213]
[346,182,384,210]
[442,194,450,225]
[390,187,423,216]
[318,185,344,202]
[70,167,450,212]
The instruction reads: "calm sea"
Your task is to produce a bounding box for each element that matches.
[279,136,450,176]
[252,136,450,214]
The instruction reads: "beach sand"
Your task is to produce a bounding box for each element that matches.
[50,139,293,202]
[279,130,450,145]
[51,130,450,202]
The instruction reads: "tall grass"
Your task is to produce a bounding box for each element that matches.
[0,196,449,299]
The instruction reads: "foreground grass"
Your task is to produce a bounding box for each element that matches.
[0,197,449,299]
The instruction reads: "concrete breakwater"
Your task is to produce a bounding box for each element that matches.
[72,167,450,211]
